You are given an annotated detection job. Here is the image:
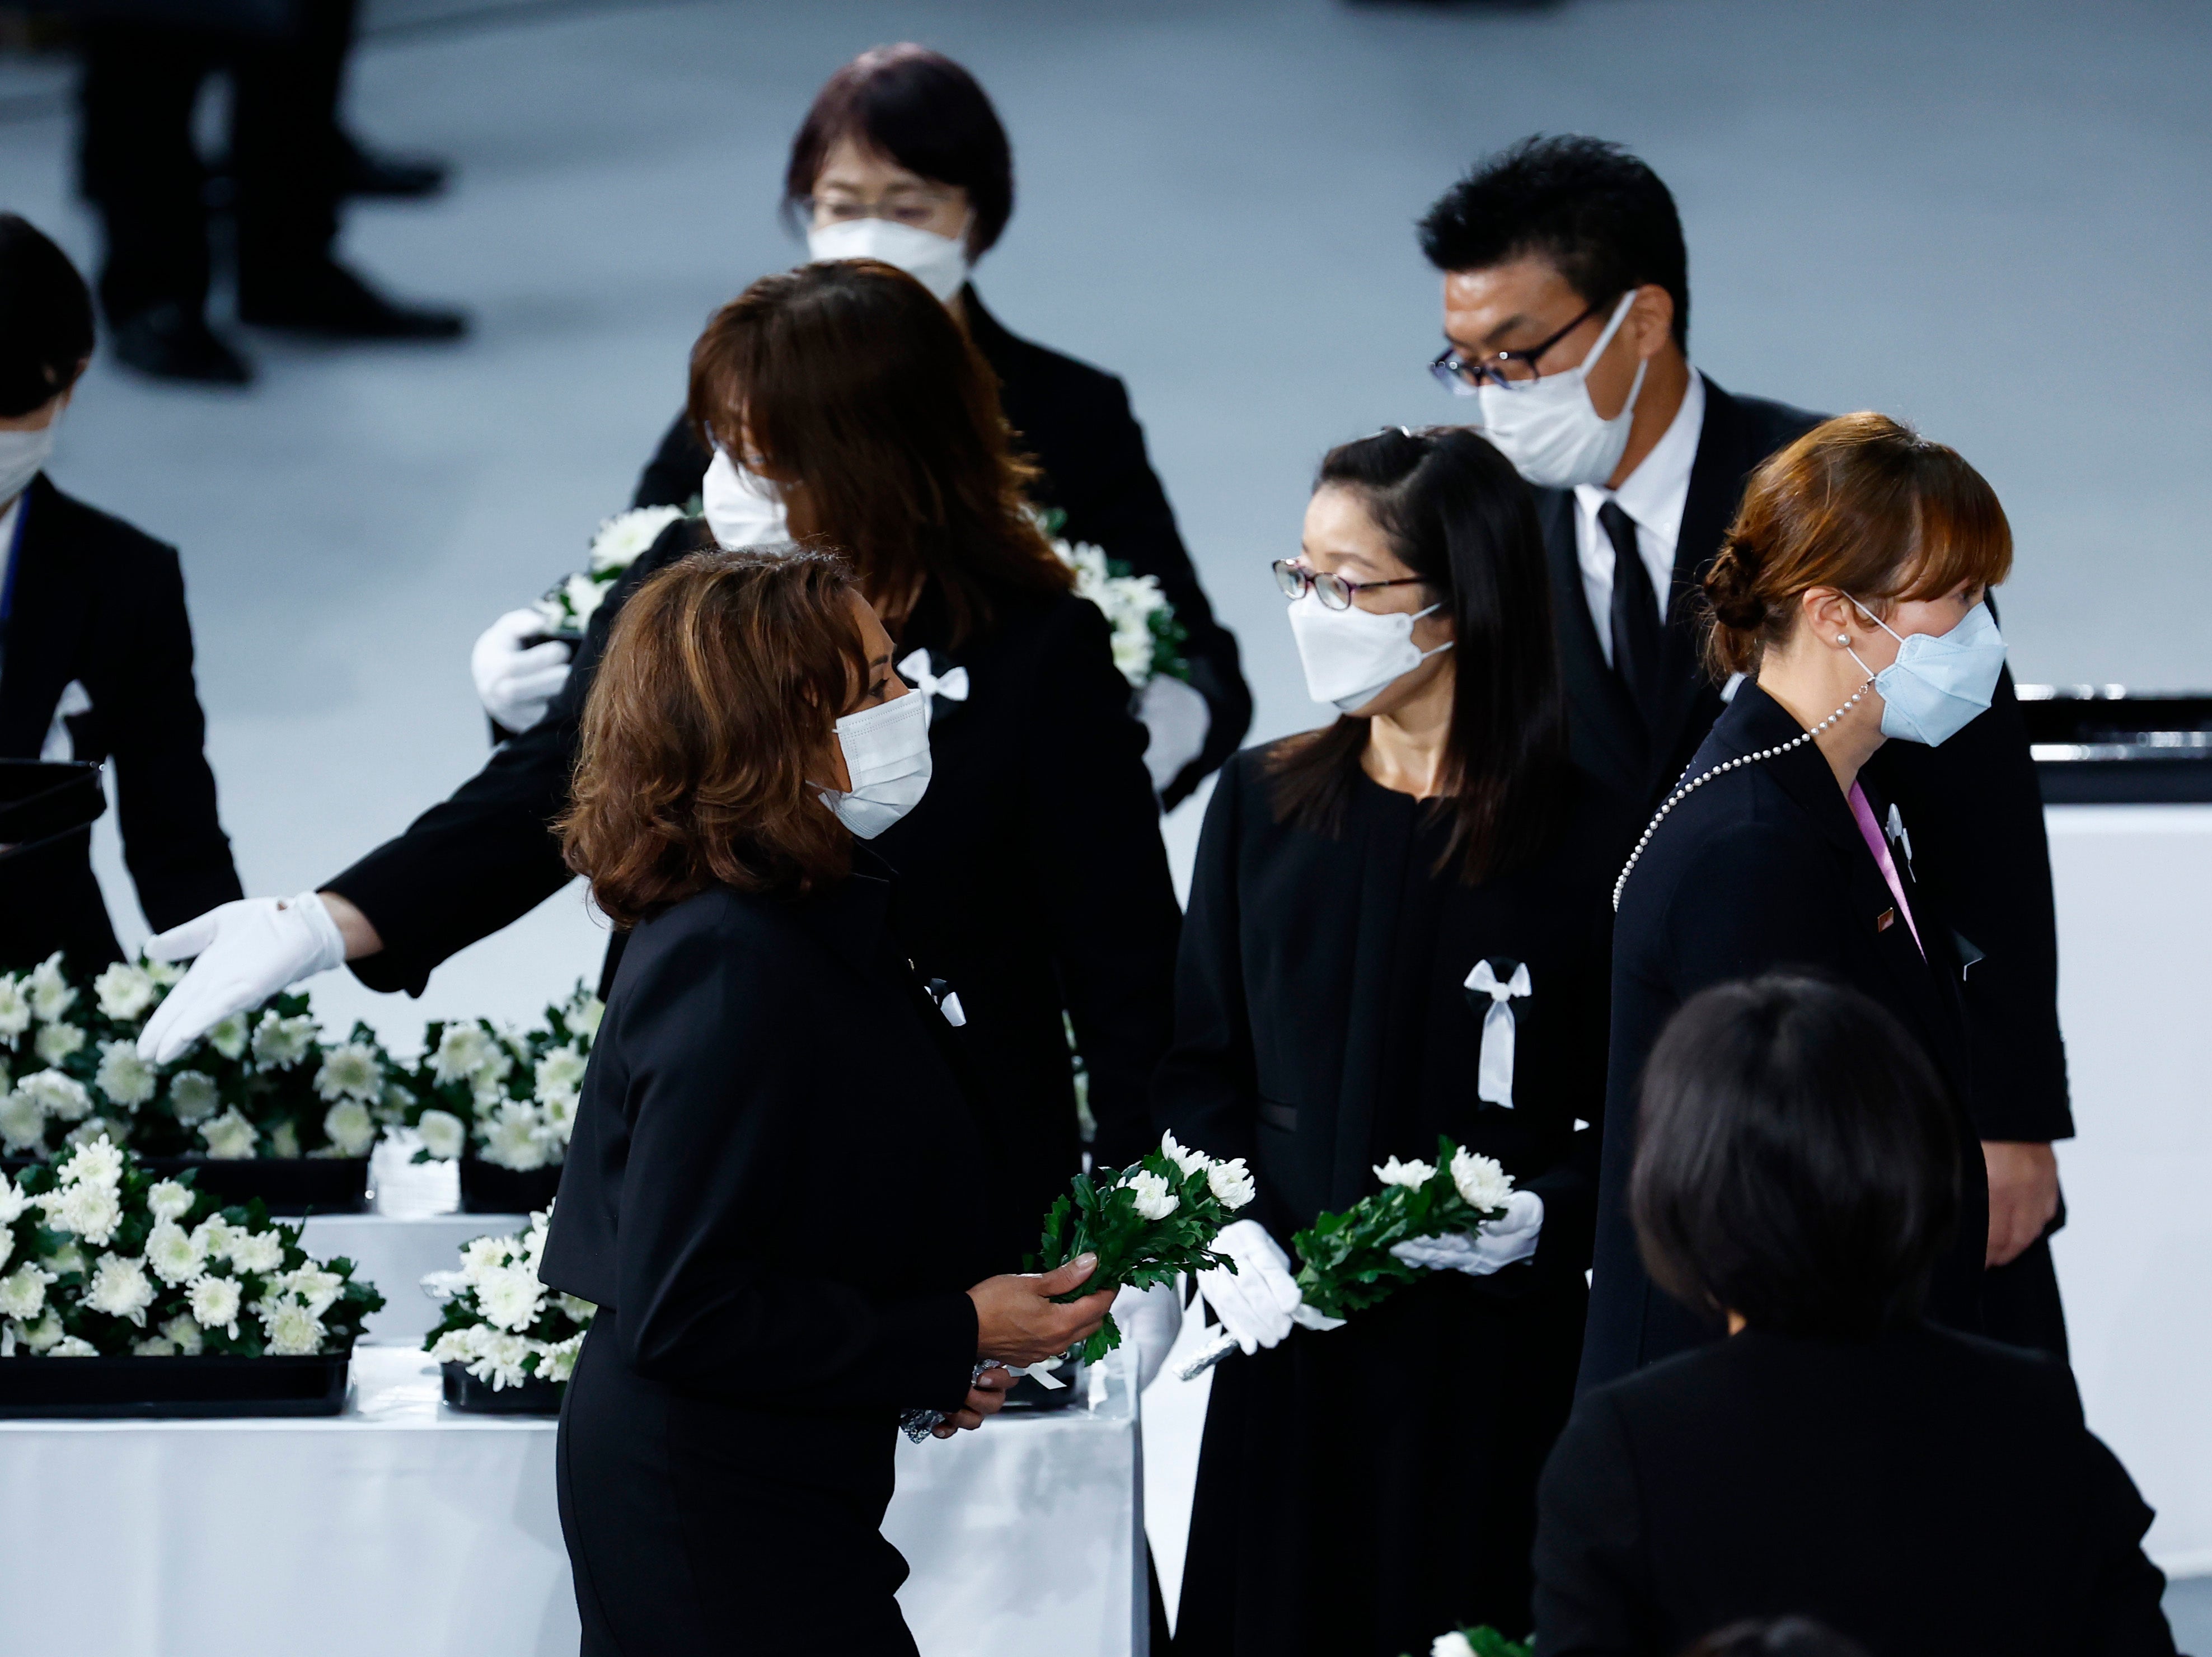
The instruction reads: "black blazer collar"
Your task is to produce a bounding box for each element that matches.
[0,475,92,755]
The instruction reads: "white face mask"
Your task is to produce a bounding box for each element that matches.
[701,447,790,550]
[806,217,970,305]
[1286,593,1453,714]
[1846,597,2008,747]
[0,420,57,505]
[1472,291,1647,489]
[817,689,932,839]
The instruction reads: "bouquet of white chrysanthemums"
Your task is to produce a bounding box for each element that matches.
[0,953,393,1164]
[422,1205,593,1391]
[1053,537,1189,689]
[0,1136,383,1359]
[533,505,690,639]
[385,985,602,1173]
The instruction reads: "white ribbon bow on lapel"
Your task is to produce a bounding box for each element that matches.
[1885,802,1915,879]
[1464,959,1532,1109]
[897,649,969,724]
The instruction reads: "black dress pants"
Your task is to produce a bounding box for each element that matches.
[77,0,352,322]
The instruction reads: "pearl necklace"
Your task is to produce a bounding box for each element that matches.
[1612,681,1873,913]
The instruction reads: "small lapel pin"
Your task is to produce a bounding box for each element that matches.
[1877,907,1897,934]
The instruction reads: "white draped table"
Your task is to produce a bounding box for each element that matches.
[0,1346,1145,1657]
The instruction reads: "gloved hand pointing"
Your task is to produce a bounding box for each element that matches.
[1389,1190,1545,1277]
[472,608,573,733]
[135,893,349,1064]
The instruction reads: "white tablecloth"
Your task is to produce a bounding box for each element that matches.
[0,1346,1144,1657]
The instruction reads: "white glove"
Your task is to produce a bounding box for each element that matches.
[1196,1217,1304,1355]
[1112,1279,1186,1393]
[1138,675,1210,796]
[135,893,349,1064]
[471,608,573,733]
[1389,1190,1545,1277]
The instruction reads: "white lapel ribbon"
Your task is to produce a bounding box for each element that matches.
[1885,802,1915,878]
[1464,959,1532,1109]
[897,649,969,724]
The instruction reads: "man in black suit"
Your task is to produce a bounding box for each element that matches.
[0,214,242,968]
[1416,137,2069,1357]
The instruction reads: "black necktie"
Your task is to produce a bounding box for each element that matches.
[1602,499,1664,720]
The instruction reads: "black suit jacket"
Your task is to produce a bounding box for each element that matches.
[630,288,1252,807]
[0,475,240,970]
[1541,378,2070,1144]
[1534,1325,2173,1657]
[330,518,1180,1269]
[1586,682,1989,1389]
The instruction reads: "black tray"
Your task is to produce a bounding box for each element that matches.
[0,760,105,862]
[440,1360,563,1414]
[0,1349,351,1417]
[460,1157,563,1214]
[1,1155,368,1217]
[2018,687,2212,804]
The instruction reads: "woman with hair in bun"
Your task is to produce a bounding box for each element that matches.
[1583,412,2016,1391]
[1156,427,1633,1653]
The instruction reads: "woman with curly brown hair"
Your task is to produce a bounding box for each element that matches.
[538,546,1113,1657]
[1582,412,2016,1391]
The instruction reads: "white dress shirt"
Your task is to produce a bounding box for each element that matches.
[1572,369,1705,666]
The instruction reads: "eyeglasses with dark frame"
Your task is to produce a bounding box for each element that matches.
[1427,296,1607,397]
[1272,560,1427,612]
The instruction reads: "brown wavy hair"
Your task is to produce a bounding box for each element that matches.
[687,259,1070,648]
[1701,412,2013,680]
[558,547,865,925]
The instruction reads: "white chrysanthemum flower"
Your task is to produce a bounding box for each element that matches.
[313,1042,383,1104]
[588,504,686,574]
[1373,1155,1437,1191]
[321,1099,377,1158]
[26,953,76,1022]
[144,959,186,989]
[44,1241,86,1277]
[481,1103,551,1172]
[558,572,607,629]
[468,1330,536,1391]
[65,1115,130,1151]
[191,1215,240,1261]
[1449,1145,1515,1214]
[146,1179,196,1223]
[557,1293,597,1325]
[432,1023,503,1087]
[540,1089,577,1143]
[0,1264,54,1321]
[280,1267,344,1319]
[34,1021,86,1066]
[207,1013,249,1061]
[86,1254,156,1326]
[0,1089,43,1153]
[261,1298,326,1356]
[415,1107,467,1162]
[0,975,30,1041]
[477,1263,547,1333]
[429,1324,489,1366]
[19,1069,92,1125]
[539,1332,584,1383]
[133,1336,177,1356]
[1159,1130,1213,1179]
[167,1069,220,1124]
[1433,1633,1478,1657]
[188,1275,242,1336]
[161,1313,204,1354]
[269,1120,301,1159]
[566,993,604,1041]
[92,962,159,1023]
[1208,1157,1258,1211]
[146,1220,209,1286]
[38,1181,123,1247]
[226,1229,285,1275]
[0,1170,24,1225]
[198,1107,257,1160]
[521,1210,551,1272]
[458,1234,511,1288]
[18,1309,64,1351]
[94,1040,158,1107]
[50,1335,99,1358]
[533,1044,588,1108]
[1125,1168,1179,1222]
[251,1012,317,1070]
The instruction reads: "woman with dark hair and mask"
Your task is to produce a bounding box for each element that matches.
[1155,426,1633,1654]
[471,41,1250,806]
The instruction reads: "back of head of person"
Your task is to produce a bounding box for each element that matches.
[685,260,1070,648]
[1269,424,1569,883]
[0,214,96,499]
[1418,135,1689,491]
[559,546,911,925]
[1632,971,1958,1338]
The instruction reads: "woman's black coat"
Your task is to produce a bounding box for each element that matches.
[1534,1325,2173,1657]
[540,867,991,1653]
[0,475,241,970]
[630,288,1252,807]
[329,519,1180,1270]
[1585,682,1990,1391]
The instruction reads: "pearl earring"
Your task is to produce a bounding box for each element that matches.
[1836,634,1849,644]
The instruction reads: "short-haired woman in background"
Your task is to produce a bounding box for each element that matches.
[541,546,1113,1656]
[1585,414,2014,1390]
[1534,973,2173,1657]
[1156,427,1633,1654]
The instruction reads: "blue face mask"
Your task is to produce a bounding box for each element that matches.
[1847,597,2007,746]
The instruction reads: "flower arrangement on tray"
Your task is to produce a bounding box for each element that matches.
[383,985,601,1186]
[422,1204,592,1410]
[1177,1137,1517,1380]
[0,1137,382,1361]
[533,505,689,639]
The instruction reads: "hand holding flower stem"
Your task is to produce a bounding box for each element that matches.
[967,1254,1114,1368]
